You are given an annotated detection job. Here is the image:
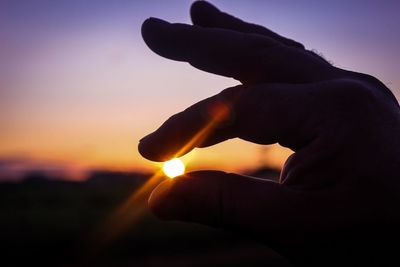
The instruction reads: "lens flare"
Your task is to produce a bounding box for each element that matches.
[162,158,185,178]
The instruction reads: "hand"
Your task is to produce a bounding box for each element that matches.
[138,1,400,265]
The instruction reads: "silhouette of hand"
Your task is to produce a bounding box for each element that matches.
[139,1,400,265]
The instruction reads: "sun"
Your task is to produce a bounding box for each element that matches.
[162,158,185,178]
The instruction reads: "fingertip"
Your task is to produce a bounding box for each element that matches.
[148,171,216,212]
[141,17,169,34]
[138,136,154,161]
[148,178,187,220]
[141,17,166,37]
[141,17,173,55]
[148,179,168,214]
[138,135,168,162]
[190,1,220,26]
[148,171,235,225]
[190,1,220,18]
[191,0,218,12]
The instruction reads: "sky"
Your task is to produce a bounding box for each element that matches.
[1,0,399,180]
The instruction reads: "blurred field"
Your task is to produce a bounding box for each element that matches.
[0,170,290,266]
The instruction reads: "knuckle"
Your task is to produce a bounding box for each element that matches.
[318,79,391,136]
[325,80,381,112]
[345,81,377,104]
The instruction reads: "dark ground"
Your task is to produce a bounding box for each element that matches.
[0,169,291,266]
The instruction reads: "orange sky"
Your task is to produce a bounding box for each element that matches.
[1,1,399,180]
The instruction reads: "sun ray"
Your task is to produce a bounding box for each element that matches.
[84,97,234,260]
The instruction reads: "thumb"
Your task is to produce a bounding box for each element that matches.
[149,171,316,238]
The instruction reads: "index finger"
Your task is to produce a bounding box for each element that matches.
[138,83,321,161]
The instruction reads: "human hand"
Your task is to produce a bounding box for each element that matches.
[139,1,400,265]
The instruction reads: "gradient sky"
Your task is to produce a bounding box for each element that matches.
[1,0,399,179]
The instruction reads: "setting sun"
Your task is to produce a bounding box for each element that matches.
[162,158,185,178]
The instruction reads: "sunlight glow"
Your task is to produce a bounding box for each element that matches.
[162,158,185,178]
[88,95,236,258]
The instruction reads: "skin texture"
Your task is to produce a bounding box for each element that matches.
[138,1,400,266]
